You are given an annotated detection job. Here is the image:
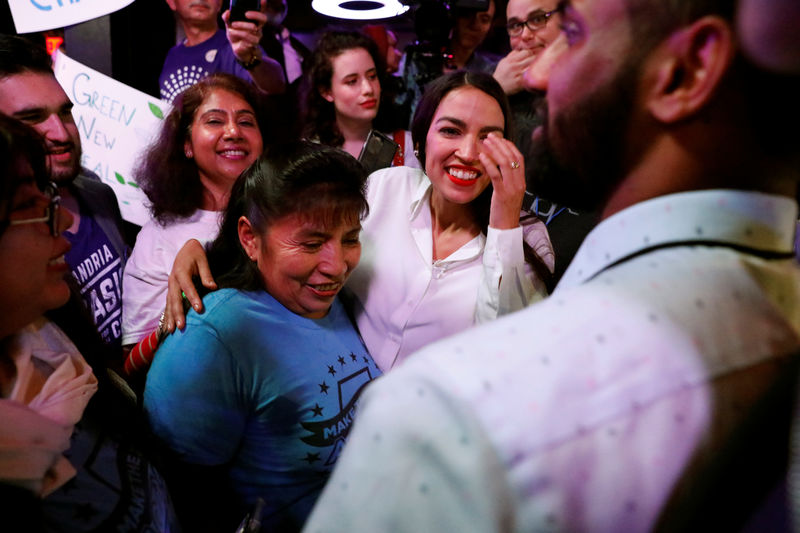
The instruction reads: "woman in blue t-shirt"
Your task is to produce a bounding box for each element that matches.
[143,142,382,532]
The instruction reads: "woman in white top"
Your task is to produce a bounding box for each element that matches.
[121,74,264,347]
[303,31,418,167]
[346,71,553,368]
[166,71,553,371]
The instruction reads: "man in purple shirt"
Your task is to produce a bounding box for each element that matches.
[160,0,285,103]
[0,34,132,352]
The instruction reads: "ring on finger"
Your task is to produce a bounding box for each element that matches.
[510,161,520,169]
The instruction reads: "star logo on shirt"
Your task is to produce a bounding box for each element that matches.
[338,355,346,366]
[303,452,321,464]
[327,365,337,376]
[319,381,329,394]
[311,403,324,417]
[350,352,358,362]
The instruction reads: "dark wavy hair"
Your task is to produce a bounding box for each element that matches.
[206,142,369,292]
[410,71,553,286]
[301,31,386,147]
[0,114,49,236]
[135,74,266,225]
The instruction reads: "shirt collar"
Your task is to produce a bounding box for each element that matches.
[407,172,485,264]
[408,173,434,220]
[557,189,798,290]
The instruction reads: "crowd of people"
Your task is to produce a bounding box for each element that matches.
[1,0,799,530]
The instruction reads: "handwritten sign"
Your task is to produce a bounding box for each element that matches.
[8,0,135,34]
[54,50,169,226]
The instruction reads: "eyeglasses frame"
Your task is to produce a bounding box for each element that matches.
[7,182,61,237]
[506,8,559,37]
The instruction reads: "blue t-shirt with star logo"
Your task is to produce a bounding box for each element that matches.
[144,288,381,531]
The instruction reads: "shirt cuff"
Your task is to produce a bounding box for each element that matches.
[484,225,525,272]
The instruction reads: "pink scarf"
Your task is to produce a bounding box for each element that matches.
[0,318,98,497]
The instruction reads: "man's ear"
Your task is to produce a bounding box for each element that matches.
[165,0,177,12]
[238,216,260,262]
[645,16,735,123]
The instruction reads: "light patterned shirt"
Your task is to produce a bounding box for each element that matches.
[304,189,800,533]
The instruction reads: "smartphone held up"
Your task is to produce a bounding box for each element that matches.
[358,130,400,175]
[229,0,261,22]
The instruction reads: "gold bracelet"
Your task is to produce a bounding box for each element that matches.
[236,52,262,70]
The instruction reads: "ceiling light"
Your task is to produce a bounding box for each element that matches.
[311,0,410,20]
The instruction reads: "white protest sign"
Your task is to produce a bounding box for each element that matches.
[8,0,135,34]
[54,50,169,226]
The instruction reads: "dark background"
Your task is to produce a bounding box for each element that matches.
[0,0,509,98]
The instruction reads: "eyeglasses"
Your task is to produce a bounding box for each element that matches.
[8,182,61,237]
[506,9,558,37]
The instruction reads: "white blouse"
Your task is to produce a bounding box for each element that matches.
[346,166,553,371]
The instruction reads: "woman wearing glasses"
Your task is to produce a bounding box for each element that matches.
[0,114,178,531]
[0,173,67,322]
[5,181,60,236]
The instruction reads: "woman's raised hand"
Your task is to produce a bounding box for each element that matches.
[479,132,526,230]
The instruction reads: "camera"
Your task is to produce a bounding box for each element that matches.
[403,0,490,89]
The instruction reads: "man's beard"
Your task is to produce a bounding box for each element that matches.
[526,60,640,213]
[48,142,82,185]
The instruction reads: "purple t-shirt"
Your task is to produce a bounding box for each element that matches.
[64,209,124,351]
[159,28,251,103]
